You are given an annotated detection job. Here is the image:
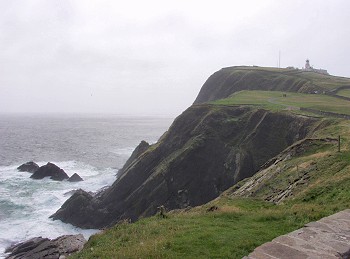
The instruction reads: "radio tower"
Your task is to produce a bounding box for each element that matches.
[278,51,281,68]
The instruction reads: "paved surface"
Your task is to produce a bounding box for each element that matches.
[244,209,350,259]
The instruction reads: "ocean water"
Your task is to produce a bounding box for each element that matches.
[0,114,173,258]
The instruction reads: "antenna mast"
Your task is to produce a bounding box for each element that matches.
[278,50,281,68]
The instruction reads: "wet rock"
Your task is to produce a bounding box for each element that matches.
[5,234,86,259]
[50,189,108,229]
[30,163,69,181]
[68,173,83,182]
[17,162,39,173]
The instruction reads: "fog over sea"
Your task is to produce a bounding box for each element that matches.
[0,114,173,258]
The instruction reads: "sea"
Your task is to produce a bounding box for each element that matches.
[0,114,174,258]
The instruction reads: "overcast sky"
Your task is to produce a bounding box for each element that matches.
[0,0,349,116]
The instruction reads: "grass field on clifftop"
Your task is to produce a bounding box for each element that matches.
[224,66,350,91]
[71,118,350,259]
[337,89,350,98]
[212,90,350,116]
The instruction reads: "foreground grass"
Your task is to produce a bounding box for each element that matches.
[72,198,333,259]
[72,141,350,258]
[212,90,350,115]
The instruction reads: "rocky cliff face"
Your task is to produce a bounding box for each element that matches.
[51,104,320,229]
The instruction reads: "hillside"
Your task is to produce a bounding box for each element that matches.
[194,66,350,104]
[52,66,350,258]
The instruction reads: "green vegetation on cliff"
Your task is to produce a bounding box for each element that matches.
[212,90,350,116]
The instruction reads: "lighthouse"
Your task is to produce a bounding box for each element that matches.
[302,59,329,75]
[305,59,311,70]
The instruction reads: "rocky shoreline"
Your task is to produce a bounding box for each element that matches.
[5,234,86,259]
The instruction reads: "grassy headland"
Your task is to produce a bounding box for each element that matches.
[70,67,350,258]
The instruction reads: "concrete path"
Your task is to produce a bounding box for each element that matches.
[244,209,350,259]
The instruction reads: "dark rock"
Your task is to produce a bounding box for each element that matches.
[117,140,150,178]
[51,189,108,229]
[52,105,320,229]
[5,234,86,259]
[68,173,83,182]
[207,206,219,212]
[17,162,39,173]
[30,163,69,181]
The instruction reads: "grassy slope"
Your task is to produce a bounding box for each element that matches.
[212,90,350,115]
[225,66,350,91]
[337,89,350,98]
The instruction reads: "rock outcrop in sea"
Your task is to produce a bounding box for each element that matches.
[68,173,84,182]
[30,162,69,181]
[17,162,39,173]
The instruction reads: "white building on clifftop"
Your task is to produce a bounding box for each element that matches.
[302,59,329,75]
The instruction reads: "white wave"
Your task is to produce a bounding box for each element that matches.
[0,161,116,258]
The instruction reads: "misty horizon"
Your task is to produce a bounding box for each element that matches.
[1,0,349,116]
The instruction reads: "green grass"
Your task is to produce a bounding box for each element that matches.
[337,89,350,98]
[211,90,350,116]
[72,198,330,259]
[222,66,350,91]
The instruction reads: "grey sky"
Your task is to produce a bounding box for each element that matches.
[0,0,349,116]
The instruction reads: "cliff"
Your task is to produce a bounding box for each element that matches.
[51,66,350,229]
[51,104,320,229]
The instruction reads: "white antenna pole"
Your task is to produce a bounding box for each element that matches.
[278,50,281,68]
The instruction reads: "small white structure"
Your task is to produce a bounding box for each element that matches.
[303,59,328,75]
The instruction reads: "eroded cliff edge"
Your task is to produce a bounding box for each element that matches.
[51,104,322,229]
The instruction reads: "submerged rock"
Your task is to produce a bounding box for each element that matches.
[30,163,69,181]
[17,162,39,173]
[5,234,86,259]
[68,173,83,182]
